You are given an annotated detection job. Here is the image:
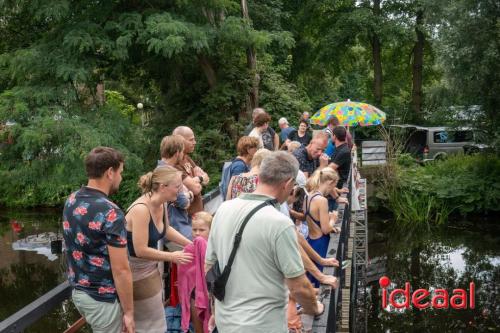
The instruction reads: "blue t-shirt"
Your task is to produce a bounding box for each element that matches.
[63,187,127,302]
[325,139,336,157]
[157,160,192,239]
[280,127,295,143]
[230,158,249,177]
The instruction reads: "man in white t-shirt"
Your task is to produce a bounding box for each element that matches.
[205,152,322,333]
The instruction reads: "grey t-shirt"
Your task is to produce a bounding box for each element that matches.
[206,193,304,333]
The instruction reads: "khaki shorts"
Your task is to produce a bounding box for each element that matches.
[72,289,122,333]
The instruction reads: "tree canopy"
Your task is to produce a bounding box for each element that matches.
[0,0,498,207]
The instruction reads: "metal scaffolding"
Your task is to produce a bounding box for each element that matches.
[352,177,368,333]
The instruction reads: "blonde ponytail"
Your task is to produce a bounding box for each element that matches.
[306,167,339,192]
[138,172,154,194]
[138,166,181,194]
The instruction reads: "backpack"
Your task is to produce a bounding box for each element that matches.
[219,158,247,200]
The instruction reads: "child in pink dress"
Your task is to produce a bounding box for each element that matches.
[177,212,213,333]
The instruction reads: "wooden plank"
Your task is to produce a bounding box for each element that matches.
[361,140,387,147]
[63,317,86,333]
[362,160,386,165]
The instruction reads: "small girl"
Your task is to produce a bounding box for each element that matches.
[192,211,212,240]
[178,212,213,333]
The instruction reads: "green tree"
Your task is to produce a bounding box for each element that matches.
[437,0,500,138]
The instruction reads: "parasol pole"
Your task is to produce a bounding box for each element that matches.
[346,98,354,142]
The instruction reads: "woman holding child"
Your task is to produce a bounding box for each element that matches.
[125,166,193,333]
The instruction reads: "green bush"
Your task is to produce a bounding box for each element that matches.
[377,154,500,224]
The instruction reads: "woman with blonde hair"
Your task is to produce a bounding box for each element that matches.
[125,166,193,333]
[303,167,342,287]
[225,148,272,200]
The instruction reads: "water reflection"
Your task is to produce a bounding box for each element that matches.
[0,208,85,332]
[366,216,500,332]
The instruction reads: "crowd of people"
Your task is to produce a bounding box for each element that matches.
[62,109,353,333]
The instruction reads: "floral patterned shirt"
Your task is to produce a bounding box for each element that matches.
[62,186,127,302]
[229,174,259,200]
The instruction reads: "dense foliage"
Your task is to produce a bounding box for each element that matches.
[0,0,498,208]
[375,154,500,224]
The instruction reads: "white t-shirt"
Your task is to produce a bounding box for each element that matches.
[248,127,264,149]
[206,193,304,333]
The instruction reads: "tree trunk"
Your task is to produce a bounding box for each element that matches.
[96,82,105,106]
[411,9,424,116]
[241,0,259,120]
[371,0,383,106]
[197,54,217,89]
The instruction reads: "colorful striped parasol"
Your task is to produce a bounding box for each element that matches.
[310,100,386,127]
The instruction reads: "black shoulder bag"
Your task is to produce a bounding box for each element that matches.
[208,199,277,302]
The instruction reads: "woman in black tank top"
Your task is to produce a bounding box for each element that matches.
[125,166,193,332]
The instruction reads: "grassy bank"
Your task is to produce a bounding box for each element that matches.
[372,154,500,225]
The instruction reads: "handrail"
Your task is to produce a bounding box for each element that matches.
[311,162,353,333]
[0,189,222,333]
[0,281,71,333]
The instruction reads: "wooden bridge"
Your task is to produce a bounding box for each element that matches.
[0,151,369,333]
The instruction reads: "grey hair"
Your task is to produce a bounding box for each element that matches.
[278,117,288,125]
[259,151,299,185]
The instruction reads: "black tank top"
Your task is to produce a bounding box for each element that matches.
[126,203,167,257]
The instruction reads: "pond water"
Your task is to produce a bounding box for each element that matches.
[365,215,500,332]
[1,208,498,332]
[0,208,83,333]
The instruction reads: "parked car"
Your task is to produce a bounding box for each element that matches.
[391,125,482,162]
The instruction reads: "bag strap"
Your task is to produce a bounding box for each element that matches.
[222,198,277,276]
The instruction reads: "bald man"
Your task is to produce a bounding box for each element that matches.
[291,132,329,177]
[172,126,210,215]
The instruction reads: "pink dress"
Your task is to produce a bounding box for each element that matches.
[177,237,210,333]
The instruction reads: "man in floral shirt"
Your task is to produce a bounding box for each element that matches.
[63,147,134,333]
